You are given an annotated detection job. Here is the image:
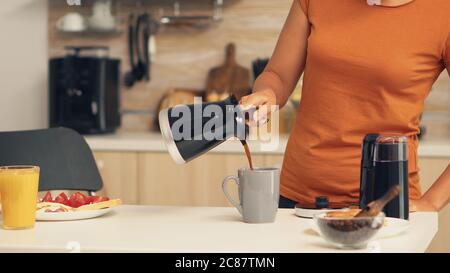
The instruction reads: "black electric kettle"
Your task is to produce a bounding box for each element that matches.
[158,95,248,164]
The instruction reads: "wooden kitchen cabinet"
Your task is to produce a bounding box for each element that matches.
[138,153,264,207]
[93,152,139,205]
[419,157,450,253]
[138,152,198,206]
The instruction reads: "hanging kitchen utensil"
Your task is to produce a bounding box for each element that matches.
[144,14,159,82]
[134,13,148,82]
[124,13,155,87]
[206,43,251,102]
[124,14,138,87]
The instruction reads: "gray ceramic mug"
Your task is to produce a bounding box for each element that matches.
[222,167,280,223]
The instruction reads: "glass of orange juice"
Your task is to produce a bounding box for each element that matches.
[0,166,39,229]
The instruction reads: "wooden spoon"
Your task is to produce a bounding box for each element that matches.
[355,185,401,218]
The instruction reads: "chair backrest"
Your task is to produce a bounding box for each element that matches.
[0,127,103,192]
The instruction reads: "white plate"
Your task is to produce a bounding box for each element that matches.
[36,208,113,221]
[310,217,410,239]
[295,207,346,219]
[377,217,410,238]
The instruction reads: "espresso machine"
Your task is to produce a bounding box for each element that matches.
[360,134,409,219]
[158,95,248,164]
[49,46,121,134]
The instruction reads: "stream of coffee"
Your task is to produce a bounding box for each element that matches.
[240,140,254,170]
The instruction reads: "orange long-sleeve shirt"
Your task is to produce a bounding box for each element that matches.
[257,0,450,207]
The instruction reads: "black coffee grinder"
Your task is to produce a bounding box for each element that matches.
[360,134,409,219]
[158,95,248,164]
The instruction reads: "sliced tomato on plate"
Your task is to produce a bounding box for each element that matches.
[54,192,69,206]
[42,191,53,202]
[40,191,110,209]
[84,195,95,204]
[89,196,109,204]
[84,195,109,204]
[68,192,87,208]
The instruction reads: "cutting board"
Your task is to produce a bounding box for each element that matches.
[206,43,251,102]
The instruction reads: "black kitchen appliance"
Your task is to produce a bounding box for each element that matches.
[49,46,121,134]
[158,95,248,164]
[360,134,409,219]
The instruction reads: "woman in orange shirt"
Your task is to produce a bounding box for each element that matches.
[241,0,450,211]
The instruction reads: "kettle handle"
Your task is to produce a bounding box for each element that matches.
[222,175,243,215]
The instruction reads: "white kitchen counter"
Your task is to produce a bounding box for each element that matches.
[84,132,450,157]
[0,206,437,253]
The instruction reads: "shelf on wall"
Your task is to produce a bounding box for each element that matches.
[55,1,224,35]
[57,28,124,36]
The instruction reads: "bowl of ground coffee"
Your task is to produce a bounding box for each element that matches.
[314,210,385,249]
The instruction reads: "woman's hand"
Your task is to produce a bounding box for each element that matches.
[410,198,437,212]
[240,89,277,127]
[411,164,450,212]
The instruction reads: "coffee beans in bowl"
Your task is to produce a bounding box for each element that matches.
[314,211,385,249]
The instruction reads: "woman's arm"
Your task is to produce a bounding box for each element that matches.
[413,36,450,212]
[240,1,310,122]
[253,0,310,107]
[411,164,450,211]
